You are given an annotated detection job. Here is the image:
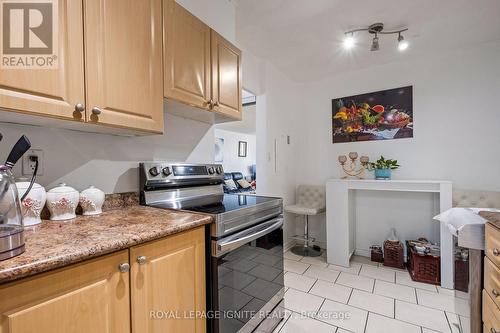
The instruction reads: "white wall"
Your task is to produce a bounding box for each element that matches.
[176,0,235,42]
[214,129,255,177]
[297,41,500,247]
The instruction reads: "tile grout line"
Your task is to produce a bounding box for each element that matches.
[363,312,370,333]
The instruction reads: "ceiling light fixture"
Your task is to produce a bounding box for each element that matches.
[344,23,408,52]
[397,33,409,51]
[371,33,379,51]
[343,32,355,49]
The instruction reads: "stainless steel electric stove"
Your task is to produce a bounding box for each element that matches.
[140,162,285,333]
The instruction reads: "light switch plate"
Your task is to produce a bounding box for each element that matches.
[22,149,44,176]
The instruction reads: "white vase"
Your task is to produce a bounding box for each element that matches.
[79,186,105,216]
[46,183,79,221]
[16,181,46,226]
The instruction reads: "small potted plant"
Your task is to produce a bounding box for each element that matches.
[367,156,400,180]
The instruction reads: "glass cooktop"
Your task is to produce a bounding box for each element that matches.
[188,194,280,215]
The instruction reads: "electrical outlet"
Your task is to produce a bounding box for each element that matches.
[22,149,44,176]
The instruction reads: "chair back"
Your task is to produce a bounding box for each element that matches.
[453,189,500,209]
[296,185,326,209]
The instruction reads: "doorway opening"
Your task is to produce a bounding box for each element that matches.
[214,89,257,194]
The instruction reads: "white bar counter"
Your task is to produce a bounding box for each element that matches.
[326,179,453,288]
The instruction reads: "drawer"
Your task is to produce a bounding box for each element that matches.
[486,257,500,309]
[486,223,500,266]
[483,290,500,333]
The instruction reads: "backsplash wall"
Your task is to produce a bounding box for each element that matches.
[0,102,214,193]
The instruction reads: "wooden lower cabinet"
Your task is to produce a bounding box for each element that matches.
[130,226,206,333]
[0,251,130,333]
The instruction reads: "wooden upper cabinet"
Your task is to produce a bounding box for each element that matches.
[84,0,164,134]
[130,227,206,333]
[211,30,242,120]
[0,251,130,333]
[0,0,85,121]
[164,0,211,110]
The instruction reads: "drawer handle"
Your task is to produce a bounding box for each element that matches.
[137,256,148,265]
[491,328,499,333]
[493,289,499,297]
[118,262,130,273]
[494,248,499,256]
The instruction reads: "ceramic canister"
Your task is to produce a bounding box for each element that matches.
[15,181,46,226]
[79,186,105,216]
[46,183,79,221]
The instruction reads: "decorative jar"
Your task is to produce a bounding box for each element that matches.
[374,169,391,180]
[46,183,79,221]
[15,180,46,226]
[79,186,105,216]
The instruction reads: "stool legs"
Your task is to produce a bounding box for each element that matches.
[291,215,321,257]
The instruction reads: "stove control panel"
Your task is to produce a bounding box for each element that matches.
[140,162,224,189]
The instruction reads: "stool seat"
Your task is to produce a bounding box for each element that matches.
[286,185,326,257]
[284,205,325,216]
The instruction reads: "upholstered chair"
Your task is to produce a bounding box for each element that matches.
[284,185,326,257]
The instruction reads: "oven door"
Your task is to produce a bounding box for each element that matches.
[209,216,285,333]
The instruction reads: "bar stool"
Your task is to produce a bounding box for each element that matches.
[285,185,326,257]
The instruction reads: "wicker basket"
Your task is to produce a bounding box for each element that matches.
[383,240,405,269]
[406,241,440,285]
[370,245,384,263]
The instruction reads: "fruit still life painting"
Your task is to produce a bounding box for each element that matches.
[332,86,413,143]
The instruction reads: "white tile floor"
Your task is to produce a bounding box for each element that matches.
[273,251,470,333]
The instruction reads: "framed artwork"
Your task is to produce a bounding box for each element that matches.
[238,141,247,157]
[215,138,224,162]
[332,86,413,143]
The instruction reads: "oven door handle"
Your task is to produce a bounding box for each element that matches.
[213,216,283,257]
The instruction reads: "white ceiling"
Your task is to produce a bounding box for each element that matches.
[235,0,500,82]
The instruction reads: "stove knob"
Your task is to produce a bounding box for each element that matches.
[162,167,171,176]
[149,166,160,177]
[216,166,223,174]
[208,167,215,174]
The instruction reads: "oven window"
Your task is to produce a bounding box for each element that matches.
[214,228,284,333]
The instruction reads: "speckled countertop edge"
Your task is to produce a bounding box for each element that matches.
[0,205,213,284]
[480,211,500,229]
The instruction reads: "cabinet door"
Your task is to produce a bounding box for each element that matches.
[131,227,206,333]
[0,251,130,333]
[84,0,164,134]
[164,0,211,110]
[211,30,242,120]
[0,0,85,121]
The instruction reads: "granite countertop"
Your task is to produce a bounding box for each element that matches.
[480,211,500,229]
[0,206,213,284]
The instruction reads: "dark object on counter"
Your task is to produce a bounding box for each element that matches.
[455,255,469,293]
[370,245,384,263]
[383,240,405,269]
[406,240,441,285]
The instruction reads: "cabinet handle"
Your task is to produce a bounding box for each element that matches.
[493,289,499,297]
[118,262,130,273]
[91,107,102,115]
[491,328,499,333]
[74,103,85,113]
[137,256,148,265]
[494,248,499,256]
[214,100,220,107]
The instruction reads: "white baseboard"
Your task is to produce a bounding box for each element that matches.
[284,240,296,252]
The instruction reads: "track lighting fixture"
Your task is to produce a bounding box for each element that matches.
[343,23,408,52]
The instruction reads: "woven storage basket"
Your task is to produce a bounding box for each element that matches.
[406,241,440,285]
[383,240,404,269]
[370,245,384,263]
